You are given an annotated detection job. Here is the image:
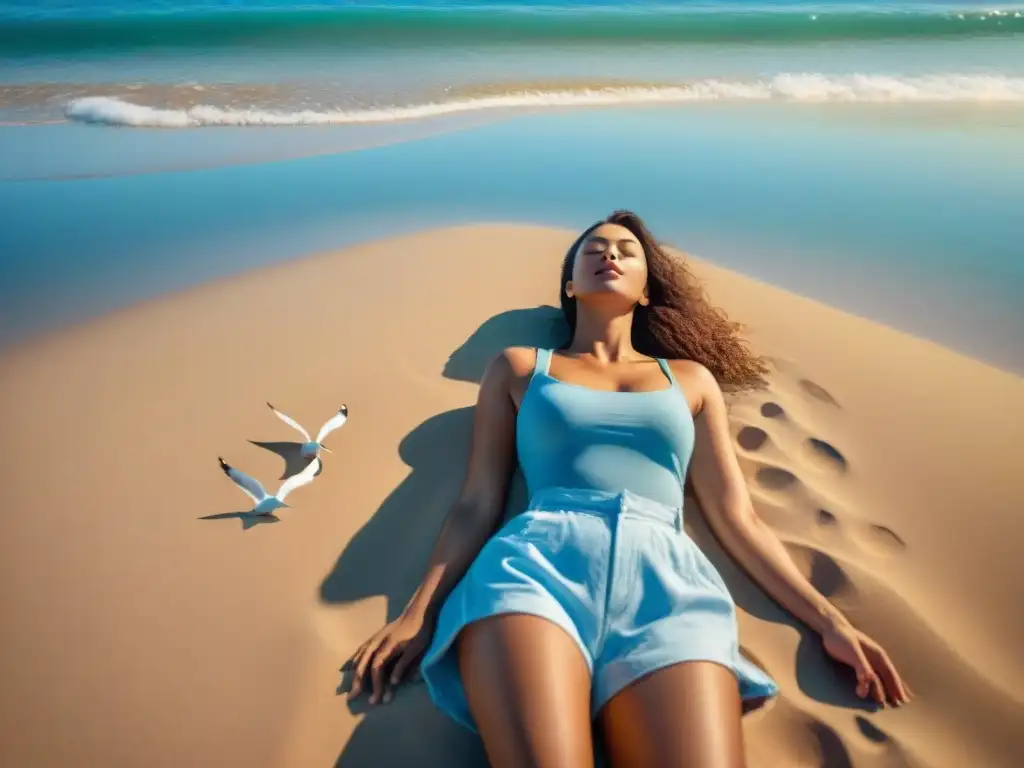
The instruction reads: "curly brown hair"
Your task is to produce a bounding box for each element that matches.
[560,210,768,392]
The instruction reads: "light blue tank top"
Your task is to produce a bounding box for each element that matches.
[516,348,696,509]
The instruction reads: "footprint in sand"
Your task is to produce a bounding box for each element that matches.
[755,465,800,492]
[816,509,839,528]
[811,510,906,560]
[737,425,770,452]
[760,365,907,551]
[810,509,846,545]
[753,401,846,475]
[745,363,907,566]
[765,357,841,406]
[802,437,848,474]
[752,400,846,477]
[810,509,905,561]
[798,378,841,408]
[850,524,907,558]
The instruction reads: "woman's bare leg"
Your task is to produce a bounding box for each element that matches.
[458,613,595,768]
[598,661,745,768]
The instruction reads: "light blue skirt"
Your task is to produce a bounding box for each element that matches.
[419,487,779,731]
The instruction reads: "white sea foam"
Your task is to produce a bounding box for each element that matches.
[64,74,1024,128]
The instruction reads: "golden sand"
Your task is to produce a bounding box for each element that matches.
[1,224,1021,767]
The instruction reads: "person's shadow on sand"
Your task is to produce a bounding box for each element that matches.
[320,306,563,767]
[321,305,868,767]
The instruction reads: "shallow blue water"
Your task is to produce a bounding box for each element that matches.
[2,104,1021,371]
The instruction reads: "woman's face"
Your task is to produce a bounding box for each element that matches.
[568,222,649,307]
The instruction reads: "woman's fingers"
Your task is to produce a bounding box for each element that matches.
[859,670,884,706]
[344,630,425,705]
[871,646,911,705]
[852,643,884,705]
[389,647,416,691]
[369,640,398,705]
[385,638,426,702]
[349,636,384,701]
[342,641,369,673]
[870,673,886,706]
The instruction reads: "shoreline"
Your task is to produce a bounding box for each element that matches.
[1,220,1020,382]
[1,223,1022,767]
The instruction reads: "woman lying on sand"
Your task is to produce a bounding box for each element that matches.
[346,210,911,767]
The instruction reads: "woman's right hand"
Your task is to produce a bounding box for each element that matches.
[345,610,435,705]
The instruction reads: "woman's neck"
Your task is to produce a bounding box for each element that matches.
[566,306,638,362]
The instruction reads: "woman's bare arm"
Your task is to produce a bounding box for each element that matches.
[681,361,911,706]
[347,350,521,704]
[402,350,520,623]
[685,363,847,635]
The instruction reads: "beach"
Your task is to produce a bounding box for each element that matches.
[2,1,1024,766]
[1,224,1023,767]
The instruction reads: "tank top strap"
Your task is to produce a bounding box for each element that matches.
[533,348,553,378]
[656,357,678,387]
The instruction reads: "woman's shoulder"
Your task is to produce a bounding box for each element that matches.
[665,358,719,392]
[477,347,541,407]
[665,357,709,376]
[491,346,541,379]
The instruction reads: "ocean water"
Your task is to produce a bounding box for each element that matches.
[0,1,1022,370]
[3,1,1024,125]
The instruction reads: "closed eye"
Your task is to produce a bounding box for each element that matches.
[582,237,643,261]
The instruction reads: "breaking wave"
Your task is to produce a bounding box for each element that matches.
[64,74,1024,128]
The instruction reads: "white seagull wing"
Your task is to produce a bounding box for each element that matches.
[218,458,267,503]
[276,457,321,501]
[316,407,349,443]
[267,402,311,442]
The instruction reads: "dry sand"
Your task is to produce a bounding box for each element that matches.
[1,224,1022,767]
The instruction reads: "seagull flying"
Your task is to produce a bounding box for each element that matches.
[218,455,320,515]
[267,402,348,459]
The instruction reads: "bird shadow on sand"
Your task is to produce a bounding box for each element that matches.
[319,304,864,767]
[198,510,281,531]
[200,447,321,531]
[247,440,324,481]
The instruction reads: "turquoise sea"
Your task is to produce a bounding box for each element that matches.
[1,1,1022,370]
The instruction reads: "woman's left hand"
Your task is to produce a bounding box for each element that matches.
[821,622,913,707]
